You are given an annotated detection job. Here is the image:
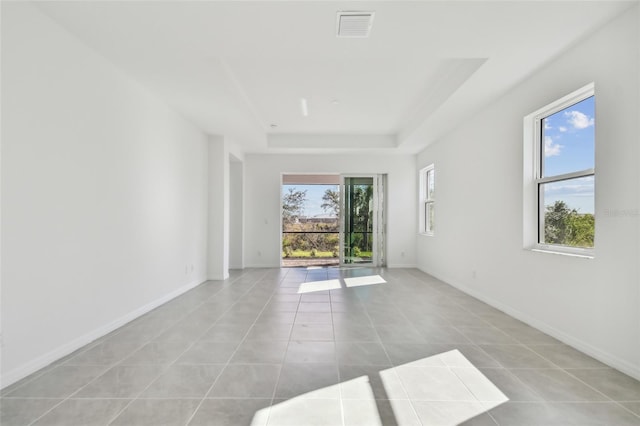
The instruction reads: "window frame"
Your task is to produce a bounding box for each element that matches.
[419,164,435,236]
[523,82,595,257]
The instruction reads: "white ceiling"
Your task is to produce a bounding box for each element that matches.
[34,1,635,154]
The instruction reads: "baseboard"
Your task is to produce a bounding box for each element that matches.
[207,272,230,281]
[417,266,640,381]
[245,263,279,268]
[1,277,206,389]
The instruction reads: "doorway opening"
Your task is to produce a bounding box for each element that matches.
[281,174,340,267]
[281,174,385,267]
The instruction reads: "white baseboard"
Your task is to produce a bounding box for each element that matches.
[417,266,640,381]
[1,277,205,389]
[246,263,279,268]
[207,272,229,281]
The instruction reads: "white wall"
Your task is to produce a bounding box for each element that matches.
[1,3,209,386]
[229,159,244,269]
[244,154,417,268]
[416,7,640,378]
[207,136,230,280]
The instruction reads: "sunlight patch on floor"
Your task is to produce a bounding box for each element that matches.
[251,350,508,425]
[297,279,342,294]
[386,350,509,424]
[297,275,386,294]
[344,274,386,288]
[252,383,346,426]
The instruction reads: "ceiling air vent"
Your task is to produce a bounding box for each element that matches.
[336,11,375,38]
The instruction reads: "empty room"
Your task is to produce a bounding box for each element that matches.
[1,1,639,425]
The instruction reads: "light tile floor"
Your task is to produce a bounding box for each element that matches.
[2,268,640,425]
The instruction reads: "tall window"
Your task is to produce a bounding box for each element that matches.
[524,83,595,255]
[419,164,435,235]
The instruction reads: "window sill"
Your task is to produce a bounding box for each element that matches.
[419,232,434,237]
[528,246,594,259]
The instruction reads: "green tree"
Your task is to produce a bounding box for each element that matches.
[567,212,595,247]
[282,187,307,225]
[544,200,594,248]
[345,184,373,254]
[544,200,572,244]
[321,189,340,217]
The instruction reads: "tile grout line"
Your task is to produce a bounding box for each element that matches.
[22,318,184,426]
[184,267,293,426]
[107,269,266,425]
[416,269,503,425]
[448,367,501,426]
[252,267,310,425]
[24,268,253,426]
[106,268,261,425]
[6,267,640,425]
[324,268,347,426]
[264,267,309,426]
[447,316,551,415]
[442,296,558,413]
[447,294,638,420]
[355,274,425,426]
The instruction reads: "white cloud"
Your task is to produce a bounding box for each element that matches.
[544,136,562,157]
[544,176,594,196]
[543,120,552,130]
[565,110,594,129]
[559,126,567,132]
[546,183,594,194]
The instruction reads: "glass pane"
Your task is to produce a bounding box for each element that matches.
[540,176,594,248]
[424,202,435,232]
[343,177,374,264]
[427,169,435,200]
[282,184,339,267]
[542,96,594,177]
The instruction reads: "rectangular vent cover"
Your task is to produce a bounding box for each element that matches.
[336,11,375,38]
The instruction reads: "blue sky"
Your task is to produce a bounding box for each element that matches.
[542,96,595,214]
[283,184,339,217]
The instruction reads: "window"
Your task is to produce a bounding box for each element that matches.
[524,83,595,256]
[419,164,435,235]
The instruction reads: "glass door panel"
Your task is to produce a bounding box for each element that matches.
[341,177,375,265]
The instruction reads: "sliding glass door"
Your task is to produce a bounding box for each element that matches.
[340,175,385,266]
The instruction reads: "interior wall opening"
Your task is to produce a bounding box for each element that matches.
[280,173,386,268]
[281,174,341,267]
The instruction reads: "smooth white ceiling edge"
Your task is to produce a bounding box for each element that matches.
[397,58,488,146]
[219,58,267,132]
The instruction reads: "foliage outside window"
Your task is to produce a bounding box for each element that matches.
[282,185,340,259]
[343,180,374,260]
[525,83,595,255]
[419,164,435,235]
